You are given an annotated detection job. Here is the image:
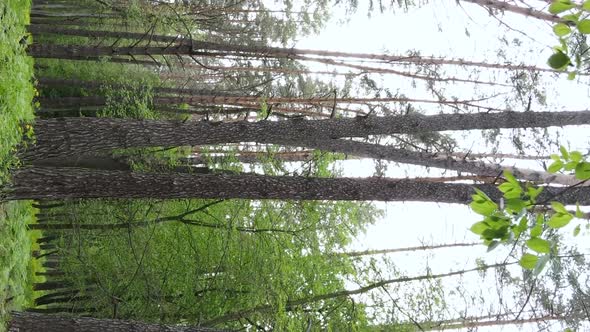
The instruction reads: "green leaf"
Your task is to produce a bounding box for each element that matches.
[531,223,543,237]
[548,160,564,173]
[575,162,590,180]
[548,213,573,228]
[527,186,543,201]
[514,217,528,237]
[560,146,569,160]
[574,224,581,236]
[473,188,493,201]
[567,71,577,80]
[584,0,590,11]
[482,226,509,240]
[576,203,584,218]
[577,19,590,34]
[470,200,497,216]
[563,13,581,22]
[519,253,538,270]
[487,240,500,252]
[553,23,572,36]
[534,255,550,275]
[503,170,518,185]
[570,151,583,162]
[470,222,489,235]
[498,182,516,194]
[518,216,528,229]
[549,1,575,14]
[551,201,568,214]
[548,51,571,70]
[564,161,578,171]
[504,198,526,212]
[526,238,551,254]
[550,154,561,162]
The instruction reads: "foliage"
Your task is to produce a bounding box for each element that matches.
[34,151,380,329]
[547,0,590,77]
[98,83,156,119]
[0,201,39,332]
[470,147,590,274]
[0,0,35,183]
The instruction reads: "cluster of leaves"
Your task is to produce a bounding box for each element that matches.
[470,147,590,274]
[98,83,156,119]
[547,0,590,76]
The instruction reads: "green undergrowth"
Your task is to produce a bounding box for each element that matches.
[0,0,39,330]
[0,201,41,331]
[0,0,35,183]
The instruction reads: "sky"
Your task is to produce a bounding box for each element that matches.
[288,1,590,330]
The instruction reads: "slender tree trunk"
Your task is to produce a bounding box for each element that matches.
[26,37,559,73]
[342,242,480,257]
[202,261,517,326]
[37,93,490,109]
[8,312,228,332]
[36,270,65,277]
[422,314,562,330]
[461,0,561,23]
[8,167,590,204]
[33,281,72,291]
[294,138,580,186]
[25,111,590,159]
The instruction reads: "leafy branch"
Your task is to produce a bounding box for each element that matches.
[470,146,590,273]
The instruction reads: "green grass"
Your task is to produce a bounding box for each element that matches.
[0,0,35,182]
[0,0,38,330]
[0,201,39,331]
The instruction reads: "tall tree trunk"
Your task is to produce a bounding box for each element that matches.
[26,37,559,73]
[294,138,580,186]
[8,311,229,332]
[25,111,590,159]
[461,0,561,23]
[202,261,516,326]
[37,93,491,109]
[422,314,562,331]
[8,167,590,204]
[342,242,480,257]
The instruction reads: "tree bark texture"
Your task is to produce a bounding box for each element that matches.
[7,167,590,204]
[26,38,557,73]
[8,311,230,332]
[26,111,590,159]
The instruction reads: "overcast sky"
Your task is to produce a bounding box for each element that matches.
[290,1,590,330]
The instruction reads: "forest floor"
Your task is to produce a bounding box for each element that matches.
[0,0,40,329]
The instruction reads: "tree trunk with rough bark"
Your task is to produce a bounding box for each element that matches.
[7,167,590,204]
[8,311,230,332]
[25,111,590,159]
